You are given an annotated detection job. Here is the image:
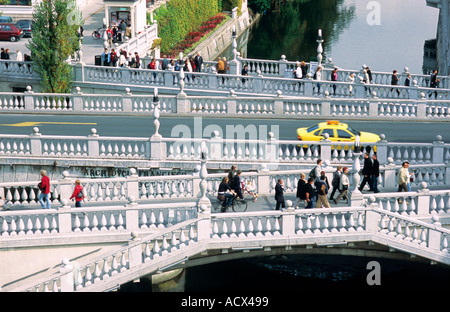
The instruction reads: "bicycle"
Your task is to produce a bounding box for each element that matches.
[92,27,105,40]
[212,195,248,213]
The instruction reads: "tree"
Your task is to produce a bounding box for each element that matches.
[27,0,81,93]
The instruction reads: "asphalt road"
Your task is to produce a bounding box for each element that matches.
[0,113,448,143]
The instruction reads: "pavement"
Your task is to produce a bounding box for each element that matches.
[2,1,110,65]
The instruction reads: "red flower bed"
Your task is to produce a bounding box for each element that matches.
[165,13,227,58]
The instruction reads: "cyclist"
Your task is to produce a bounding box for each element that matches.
[217,177,235,212]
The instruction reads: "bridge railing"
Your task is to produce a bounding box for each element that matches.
[0,198,198,241]
[10,203,450,292]
[1,87,450,120]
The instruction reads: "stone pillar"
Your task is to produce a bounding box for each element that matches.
[208,131,223,160]
[87,128,99,158]
[57,199,73,233]
[59,258,74,292]
[416,182,431,217]
[257,164,270,195]
[29,127,42,156]
[273,90,284,115]
[432,135,445,164]
[281,200,296,236]
[126,168,139,200]
[197,149,211,212]
[278,55,288,77]
[427,215,443,252]
[368,94,379,117]
[72,87,84,111]
[23,86,34,110]
[375,134,388,164]
[320,134,332,163]
[58,171,74,206]
[381,157,397,190]
[416,92,427,119]
[349,140,364,206]
[125,196,140,231]
[227,90,237,114]
[122,88,133,112]
[127,232,143,269]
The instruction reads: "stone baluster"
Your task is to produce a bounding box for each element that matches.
[317,29,323,66]
[197,142,211,212]
[150,88,167,160]
[228,25,240,75]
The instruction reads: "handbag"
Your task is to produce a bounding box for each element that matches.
[217,194,225,202]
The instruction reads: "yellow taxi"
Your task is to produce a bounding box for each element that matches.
[297,121,380,149]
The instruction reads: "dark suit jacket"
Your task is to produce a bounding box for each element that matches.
[370,159,380,177]
[362,157,372,175]
[275,183,284,202]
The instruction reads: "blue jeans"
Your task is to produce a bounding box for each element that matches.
[224,193,234,207]
[306,198,314,208]
[39,192,51,209]
[371,176,379,192]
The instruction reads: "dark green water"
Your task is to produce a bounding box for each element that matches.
[246,0,438,74]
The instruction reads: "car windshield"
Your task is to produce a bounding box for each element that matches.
[306,125,319,133]
[346,125,361,136]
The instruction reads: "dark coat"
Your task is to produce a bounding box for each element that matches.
[296,179,306,199]
[370,159,380,177]
[362,157,372,175]
[275,183,284,202]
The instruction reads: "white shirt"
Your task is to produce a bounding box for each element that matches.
[16,51,23,62]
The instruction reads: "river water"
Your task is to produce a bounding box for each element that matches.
[246,0,439,74]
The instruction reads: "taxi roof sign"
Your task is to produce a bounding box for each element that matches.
[327,120,340,125]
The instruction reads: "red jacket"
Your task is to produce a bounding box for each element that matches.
[70,185,84,202]
[40,176,50,194]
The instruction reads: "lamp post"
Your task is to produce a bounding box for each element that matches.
[317,29,324,66]
[349,135,364,206]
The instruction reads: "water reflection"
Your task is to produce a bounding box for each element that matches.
[245,0,438,74]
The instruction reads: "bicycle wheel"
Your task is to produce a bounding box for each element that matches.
[232,199,248,212]
[92,32,99,39]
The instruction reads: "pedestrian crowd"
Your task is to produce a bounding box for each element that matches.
[99,47,205,74]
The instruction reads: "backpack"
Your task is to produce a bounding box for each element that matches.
[309,166,317,179]
[331,171,340,187]
[77,186,84,199]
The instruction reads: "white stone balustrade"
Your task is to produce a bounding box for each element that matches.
[0,199,198,239]
[12,204,450,292]
[1,87,450,120]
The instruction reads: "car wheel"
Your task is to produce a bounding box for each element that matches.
[10,36,17,42]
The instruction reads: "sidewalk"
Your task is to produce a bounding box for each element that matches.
[79,1,109,65]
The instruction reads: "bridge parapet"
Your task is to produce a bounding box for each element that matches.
[1,86,449,120]
[8,204,449,292]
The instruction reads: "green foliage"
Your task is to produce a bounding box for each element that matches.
[248,0,273,13]
[27,0,81,93]
[153,0,221,53]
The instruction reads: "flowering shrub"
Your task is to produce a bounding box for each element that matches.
[164,13,227,58]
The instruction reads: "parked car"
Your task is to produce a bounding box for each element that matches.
[16,20,32,37]
[0,16,14,23]
[0,23,23,42]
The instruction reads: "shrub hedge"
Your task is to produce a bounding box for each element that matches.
[152,0,221,53]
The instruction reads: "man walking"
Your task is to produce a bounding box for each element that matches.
[194,52,203,72]
[274,179,285,210]
[359,152,373,192]
[370,154,380,193]
[305,178,315,208]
